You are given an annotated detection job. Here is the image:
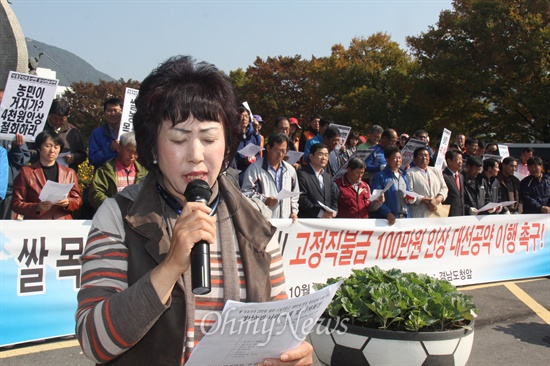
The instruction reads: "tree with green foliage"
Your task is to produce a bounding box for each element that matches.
[407,0,550,142]
[316,33,417,134]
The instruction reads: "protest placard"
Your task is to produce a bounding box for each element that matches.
[434,128,451,169]
[0,71,58,142]
[400,138,426,168]
[118,87,139,136]
[332,150,372,181]
[330,123,352,150]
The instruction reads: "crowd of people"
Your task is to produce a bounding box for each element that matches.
[1,55,549,365]
[230,115,550,223]
[0,87,549,223]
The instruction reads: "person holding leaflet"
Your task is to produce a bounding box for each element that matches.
[76,56,312,365]
[11,130,82,220]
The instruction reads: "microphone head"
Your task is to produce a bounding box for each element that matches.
[184,179,212,204]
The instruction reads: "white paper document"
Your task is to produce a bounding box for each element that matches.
[369,180,393,201]
[403,190,424,199]
[38,181,74,202]
[56,152,70,167]
[317,200,336,214]
[186,282,342,366]
[237,144,264,157]
[275,188,300,200]
[285,150,304,165]
[477,201,516,214]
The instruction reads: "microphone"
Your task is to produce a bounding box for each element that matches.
[184,179,213,295]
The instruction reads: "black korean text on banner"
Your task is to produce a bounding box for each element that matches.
[15,235,84,296]
[0,71,59,142]
[118,87,139,137]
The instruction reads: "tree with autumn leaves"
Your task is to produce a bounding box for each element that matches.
[63,79,140,140]
[230,0,548,142]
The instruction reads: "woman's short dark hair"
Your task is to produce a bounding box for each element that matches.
[35,130,64,152]
[133,55,239,171]
[347,157,366,170]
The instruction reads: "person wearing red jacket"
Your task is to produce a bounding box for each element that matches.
[335,157,383,218]
[12,130,82,219]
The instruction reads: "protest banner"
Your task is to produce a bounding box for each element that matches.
[242,101,254,118]
[275,215,549,298]
[434,128,451,169]
[1,215,548,346]
[0,71,58,142]
[118,87,139,136]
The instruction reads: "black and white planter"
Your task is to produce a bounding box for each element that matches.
[310,318,475,366]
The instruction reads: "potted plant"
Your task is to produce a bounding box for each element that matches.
[310,266,478,366]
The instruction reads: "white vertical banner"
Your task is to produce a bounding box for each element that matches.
[242,101,254,119]
[0,71,59,142]
[118,87,139,137]
[434,128,452,169]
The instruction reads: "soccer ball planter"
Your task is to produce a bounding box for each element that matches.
[311,266,478,366]
[311,318,474,366]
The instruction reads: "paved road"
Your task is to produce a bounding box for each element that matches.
[1,277,549,365]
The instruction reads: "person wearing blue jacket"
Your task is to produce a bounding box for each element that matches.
[370,145,413,225]
[0,146,8,202]
[0,134,30,219]
[88,98,123,170]
[364,128,398,182]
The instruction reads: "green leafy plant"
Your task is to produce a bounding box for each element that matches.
[314,266,478,332]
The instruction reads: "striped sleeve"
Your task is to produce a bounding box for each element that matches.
[75,198,168,363]
[265,234,288,301]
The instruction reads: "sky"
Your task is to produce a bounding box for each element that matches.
[10,0,454,82]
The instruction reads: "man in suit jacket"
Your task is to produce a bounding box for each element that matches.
[297,143,338,218]
[407,146,448,218]
[442,149,465,216]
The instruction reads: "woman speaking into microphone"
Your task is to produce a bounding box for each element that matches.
[76,56,312,366]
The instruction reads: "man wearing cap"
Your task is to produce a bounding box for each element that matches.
[289,117,301,151]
